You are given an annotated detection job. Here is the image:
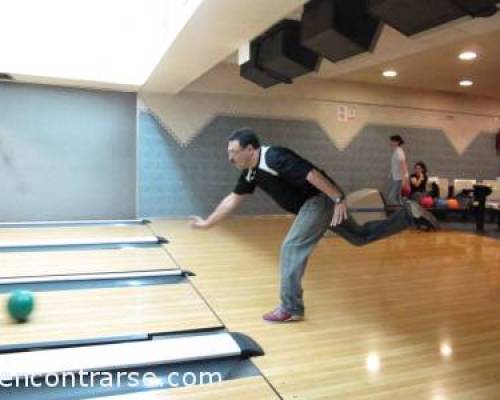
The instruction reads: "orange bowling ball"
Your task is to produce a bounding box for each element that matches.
[447,198,460,209]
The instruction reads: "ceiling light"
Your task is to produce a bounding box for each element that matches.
[458,51,477,61]
[459,80,473,87]
[382,70,397,78]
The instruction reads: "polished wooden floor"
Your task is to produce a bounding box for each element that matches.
[150,216,500,400]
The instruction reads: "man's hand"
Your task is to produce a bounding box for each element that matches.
[190,216,211,229]
[331,202,348,227]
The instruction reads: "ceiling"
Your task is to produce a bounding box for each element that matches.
[316,13,500,99]
[142,0,308,93]
[222,6,500,100]
[2,0,500,99]
[336,28,500,98]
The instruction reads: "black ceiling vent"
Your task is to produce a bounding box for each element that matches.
[368,0,498,36]
[0,73,14,81]
[240,38,291,88]
[258,20,321,80]
[302,0,381,63]
[368,0,465,36]
[453,0,498,17]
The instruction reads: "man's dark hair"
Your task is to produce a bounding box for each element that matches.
[390,134,404,145]
[228,128,260,149]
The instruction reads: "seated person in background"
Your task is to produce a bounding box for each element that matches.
[410,161,428,200]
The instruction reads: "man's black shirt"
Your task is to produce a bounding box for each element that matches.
[233,146,326,214]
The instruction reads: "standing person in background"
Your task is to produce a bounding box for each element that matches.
[387,135,409,205]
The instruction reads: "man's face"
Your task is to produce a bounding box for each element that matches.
[228,140,253,170]
[390,140,398,149]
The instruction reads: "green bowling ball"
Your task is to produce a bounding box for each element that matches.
[7,290,35,322]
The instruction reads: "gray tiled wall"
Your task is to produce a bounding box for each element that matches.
[138,112,500,217]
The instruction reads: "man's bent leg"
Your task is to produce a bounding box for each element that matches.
[277,194,334,318]
[331,207,413,247]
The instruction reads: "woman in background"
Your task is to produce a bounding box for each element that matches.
[410,161,428,200]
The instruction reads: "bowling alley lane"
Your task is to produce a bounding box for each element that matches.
[0,245,177,278]
[0,283,222,350]
[0,224,160,248]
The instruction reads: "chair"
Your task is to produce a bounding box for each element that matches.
[346,188,387,224]
[453,179,477,196]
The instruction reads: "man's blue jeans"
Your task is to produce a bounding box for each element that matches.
[280,193,413,315]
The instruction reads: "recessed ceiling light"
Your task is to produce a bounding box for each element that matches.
[458,51,477,61]
[459,80,473,87]
[382,70,397,78]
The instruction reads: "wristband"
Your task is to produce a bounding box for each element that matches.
[331,194,345,204]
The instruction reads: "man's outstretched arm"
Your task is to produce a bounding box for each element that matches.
[190,193,245,229]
